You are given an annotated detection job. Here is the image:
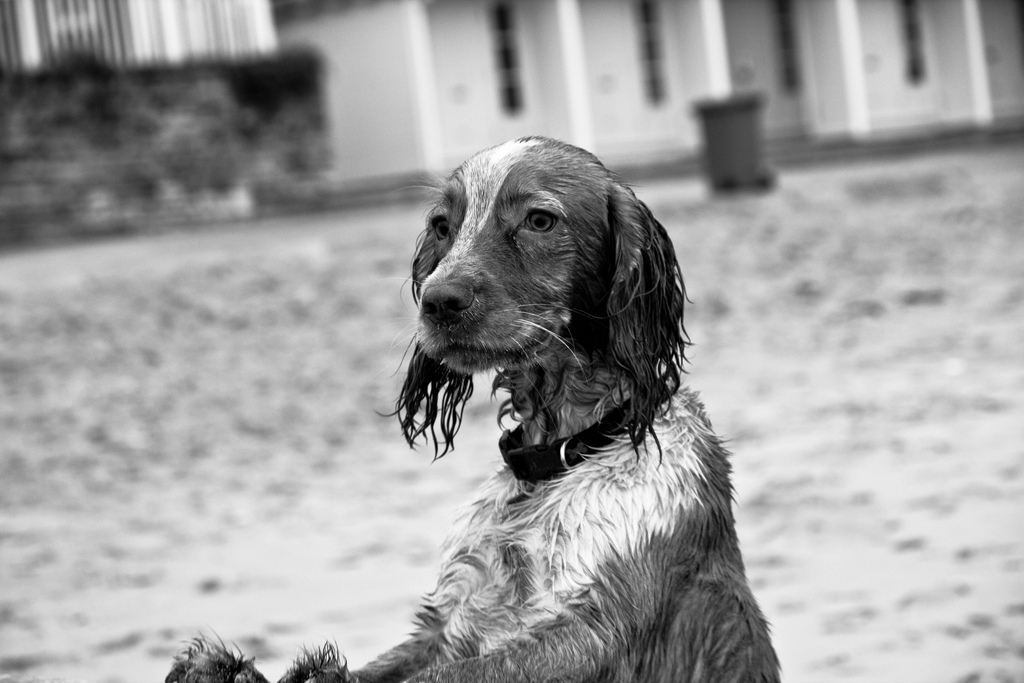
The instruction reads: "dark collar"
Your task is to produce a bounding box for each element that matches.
[499,404,630,483]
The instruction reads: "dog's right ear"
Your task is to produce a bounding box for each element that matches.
[394,226,474,457]
[395,346,474,457]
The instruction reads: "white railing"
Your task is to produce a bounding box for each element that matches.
[0,0,277,72]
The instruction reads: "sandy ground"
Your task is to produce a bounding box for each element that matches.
[0,144,1022,683]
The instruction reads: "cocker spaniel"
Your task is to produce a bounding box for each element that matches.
[167,137,780,683]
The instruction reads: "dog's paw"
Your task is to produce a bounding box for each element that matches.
[277,643,353,683]
[166,636,270,683]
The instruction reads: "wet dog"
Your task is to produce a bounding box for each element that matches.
[168,137,779,683]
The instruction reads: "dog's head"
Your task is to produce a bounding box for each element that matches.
[395,137,687,454]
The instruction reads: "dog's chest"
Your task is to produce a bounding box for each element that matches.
[428,475,608,657]
[425,416,706,658]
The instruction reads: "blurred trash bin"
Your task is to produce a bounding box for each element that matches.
[694,93,775,192]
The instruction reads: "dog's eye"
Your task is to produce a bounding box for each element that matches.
[525,211,557,233]
[431,216,450,240]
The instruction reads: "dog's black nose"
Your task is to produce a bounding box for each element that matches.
[421,280,475,326]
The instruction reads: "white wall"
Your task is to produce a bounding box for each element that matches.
[666,0,734,150]
[518,0,576,144]
[980,0,1024,118]
[429,0,564,166]
[429,0,734,166]
[278,1,427,182]
[280,0,1022,181]
[424,0,736,165]
[721,0,806,137]
[858,0,942,130]
[796,0,859,136]
[427,0,499,164]
[579,0,691,158]
[930,0,986,124]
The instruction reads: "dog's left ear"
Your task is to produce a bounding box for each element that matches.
[606,183,689,449]
[393,227,474,456]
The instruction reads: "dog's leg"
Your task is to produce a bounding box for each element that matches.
[166,637,353,683]
[165,636,270,683]
[351,560,779,683]
[405,623,606,683]
[277,643,353,683]
[349,635,443,683]
[352,617,608,683]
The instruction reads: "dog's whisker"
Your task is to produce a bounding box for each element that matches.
[390,322,420,350]
[516,319,583,368]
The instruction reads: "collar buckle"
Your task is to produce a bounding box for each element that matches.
[499,431,571,482]
[498,404,629,483]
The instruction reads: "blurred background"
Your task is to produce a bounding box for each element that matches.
[0,0,1023,682]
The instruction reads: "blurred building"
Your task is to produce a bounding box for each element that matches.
[275,0,1024,182]
[0,0,277,70]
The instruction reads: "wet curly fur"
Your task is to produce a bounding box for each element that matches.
[168,137,779,683]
